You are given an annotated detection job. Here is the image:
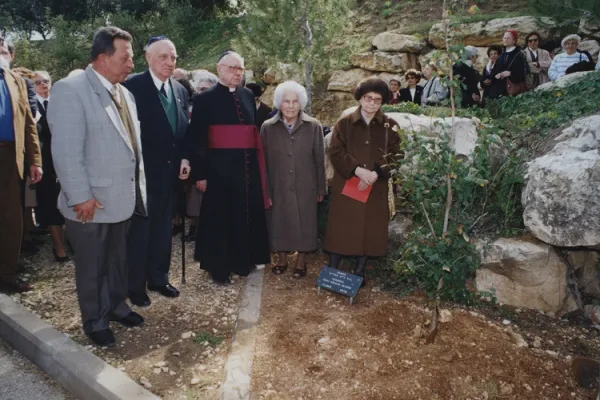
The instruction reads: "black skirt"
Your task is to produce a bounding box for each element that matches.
[35,175,64,226]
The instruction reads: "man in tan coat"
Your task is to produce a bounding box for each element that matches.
[0,43,43,293]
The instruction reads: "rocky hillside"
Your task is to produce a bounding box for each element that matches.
[251,0,599,126]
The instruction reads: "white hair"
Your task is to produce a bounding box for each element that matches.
[192,70,218,87]
[273,81,308,110]
[33,70,51,83]
[561,34,581,49]
[218,51,244,65]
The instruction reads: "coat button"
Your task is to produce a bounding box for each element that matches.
[132,159,135,163]
[288,153,292,156]
[131,178,134,181]
[289,169,293,174]
[365,140,369,144]
[289,187,294,192]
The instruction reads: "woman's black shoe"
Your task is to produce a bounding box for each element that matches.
[53,248,70,263]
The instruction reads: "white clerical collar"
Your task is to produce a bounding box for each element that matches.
[36,94,49,106]
[219,81,236,92]
[505,46,516,53]
[149,69,170,97]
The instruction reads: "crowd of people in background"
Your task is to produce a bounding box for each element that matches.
[385,30,600,108]
[1,24,600,348]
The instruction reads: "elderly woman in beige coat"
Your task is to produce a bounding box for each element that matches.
[261,81,327,278]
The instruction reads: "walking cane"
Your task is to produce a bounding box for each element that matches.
[180,178,187,285]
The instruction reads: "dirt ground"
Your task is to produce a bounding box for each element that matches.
[252,252,599,400]
[15,233,243,400]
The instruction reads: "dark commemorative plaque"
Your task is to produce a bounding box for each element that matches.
[316,266,363,304]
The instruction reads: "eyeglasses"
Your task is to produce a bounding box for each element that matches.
[362,95,383,105]
[219,64,245,74]
[147,35,168,47]
[34,79,49,85]
[528,38,539,43]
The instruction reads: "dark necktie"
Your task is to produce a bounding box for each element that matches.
[43,100,48,111]
[160,83,167,98]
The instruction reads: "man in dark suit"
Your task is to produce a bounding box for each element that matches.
[124,36,190,307]
[0,44,43,293]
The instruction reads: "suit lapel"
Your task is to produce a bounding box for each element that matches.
[84,67,134,154]
[171,80,187,136]
[144,71,177,135]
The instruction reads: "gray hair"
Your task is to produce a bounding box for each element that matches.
[561,34,581,49]
[33,70,51,83]
[192,70,218,87]
[273,81,308,110]
[462,46,478,61]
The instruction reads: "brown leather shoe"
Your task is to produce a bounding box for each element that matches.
[0,279,33,293]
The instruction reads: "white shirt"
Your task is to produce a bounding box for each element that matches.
[92,67,120,103]
[409,87,416,101]
[36,94,49,109]
[505,46,516,53]
[149,69,170,97]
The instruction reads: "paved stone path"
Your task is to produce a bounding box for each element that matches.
[0,339,75,400]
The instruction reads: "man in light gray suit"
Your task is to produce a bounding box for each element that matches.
[48,27,148,348]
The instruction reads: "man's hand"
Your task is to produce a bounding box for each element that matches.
[196,180,207,192]
[73,198,104,223]
[179,159,191,180]
[358,180,370,191]
[483,79,492,86]
[30,165,43,184]
[317,195,324,203]
[472,93,481,102]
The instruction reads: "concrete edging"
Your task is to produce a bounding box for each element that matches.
[221,267,265,400]
[0,293,159,400]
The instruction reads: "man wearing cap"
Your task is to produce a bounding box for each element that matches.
[188,51,270,285]
[123,36,190,307]
[452,45,481,108]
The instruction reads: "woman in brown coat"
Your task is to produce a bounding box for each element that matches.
[324,77,402,287]
[261,81,327,278]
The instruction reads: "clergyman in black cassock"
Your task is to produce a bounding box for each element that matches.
[189,51,270,284]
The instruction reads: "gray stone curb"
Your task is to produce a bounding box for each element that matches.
[0,293,159,400]
[221,268,265,400]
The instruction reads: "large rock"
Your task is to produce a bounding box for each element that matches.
[567,251,600,300]
[419,47,489,74]
[476,237,575,314]
[428,16,555,49]
[327,69,375,92]
[536,71,595,91]
[312,91,356,127]
[523,115,600,248]
[351,51,418,73]
[372,32,426,53]
[580,40,600,62]
[579,17,600,40]
[386,112,479,156]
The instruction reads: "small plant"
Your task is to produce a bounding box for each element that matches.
[193,331,223,347]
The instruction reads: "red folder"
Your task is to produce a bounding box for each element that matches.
[342,176,372,203]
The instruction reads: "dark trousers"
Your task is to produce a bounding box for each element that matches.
[0,143,23,283]
[66,219,132,333]
[128,191,173,294]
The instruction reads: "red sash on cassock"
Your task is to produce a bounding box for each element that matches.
[208,125,269,209]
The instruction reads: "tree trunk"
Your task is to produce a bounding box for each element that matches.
[301,14,313,115]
